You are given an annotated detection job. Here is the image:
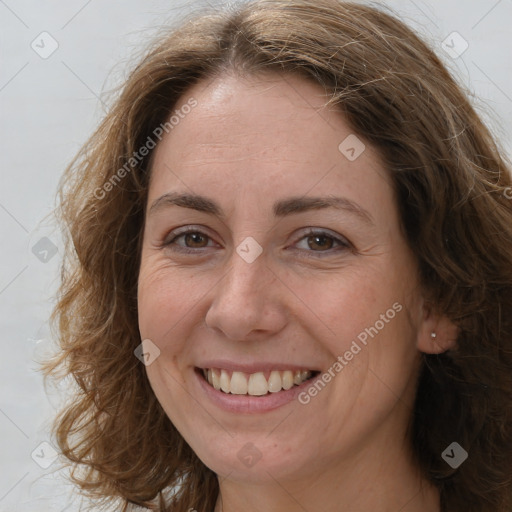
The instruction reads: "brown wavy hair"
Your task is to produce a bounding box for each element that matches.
[43,0,512,510]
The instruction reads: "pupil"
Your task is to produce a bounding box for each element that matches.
[309,235,332,250]
[186,233,206,247]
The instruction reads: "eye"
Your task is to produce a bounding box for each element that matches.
[161,226,352,257]
[293,229,352,255]
[163,227,218,253]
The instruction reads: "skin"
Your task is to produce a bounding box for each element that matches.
[137,72,457,512]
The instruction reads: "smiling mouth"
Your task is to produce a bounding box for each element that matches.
[199,368,320,396]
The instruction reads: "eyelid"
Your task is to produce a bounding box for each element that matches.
[166,225,211,238]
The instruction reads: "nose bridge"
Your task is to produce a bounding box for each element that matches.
[222,231,270,300]
[205,245,286,340]
[221,248,270,312]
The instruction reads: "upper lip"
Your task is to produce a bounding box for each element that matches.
[196,360,321,373]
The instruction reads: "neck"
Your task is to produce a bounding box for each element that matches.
[215,463,439,512]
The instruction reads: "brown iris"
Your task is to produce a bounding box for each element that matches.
[307,234,334,251]
[184,232,208,248]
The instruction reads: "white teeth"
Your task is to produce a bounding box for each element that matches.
[268,371,282,393]
[211,369,221,390]
[220,369,231,393]
[230,371,248,395]
[248,372,268,396]
[282,370,294,390]
[204,368,313,396]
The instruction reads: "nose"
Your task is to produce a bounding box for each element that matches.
[204,250,288,341]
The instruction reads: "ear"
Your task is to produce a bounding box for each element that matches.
[417,301,459,354]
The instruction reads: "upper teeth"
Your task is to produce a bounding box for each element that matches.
[203,368,313,396]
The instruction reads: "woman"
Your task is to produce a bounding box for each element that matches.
[44,0,512,511]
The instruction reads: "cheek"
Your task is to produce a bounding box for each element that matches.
[291,258,419,386]
[286,266,391,352]
[137,261,210,342]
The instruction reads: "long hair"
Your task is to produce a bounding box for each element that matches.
[43,1,512,510]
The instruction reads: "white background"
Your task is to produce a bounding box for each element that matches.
[1,0,511,510]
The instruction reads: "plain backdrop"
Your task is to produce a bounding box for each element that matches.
[1,0,511,510]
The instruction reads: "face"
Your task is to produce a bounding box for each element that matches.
[137,72,427,484]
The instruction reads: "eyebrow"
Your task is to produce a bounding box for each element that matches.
[148,192,374,225]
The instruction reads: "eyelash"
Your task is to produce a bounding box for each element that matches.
[162,226,352,257]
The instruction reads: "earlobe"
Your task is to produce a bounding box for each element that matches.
[417,304,459,354]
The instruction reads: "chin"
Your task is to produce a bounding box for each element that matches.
[191,433,309,484]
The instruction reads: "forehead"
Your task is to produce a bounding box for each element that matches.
[147,72,392,218]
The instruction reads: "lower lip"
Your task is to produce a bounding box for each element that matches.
[194,369,317,414]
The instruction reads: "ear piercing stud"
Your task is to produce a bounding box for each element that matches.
[431,332,437,339]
